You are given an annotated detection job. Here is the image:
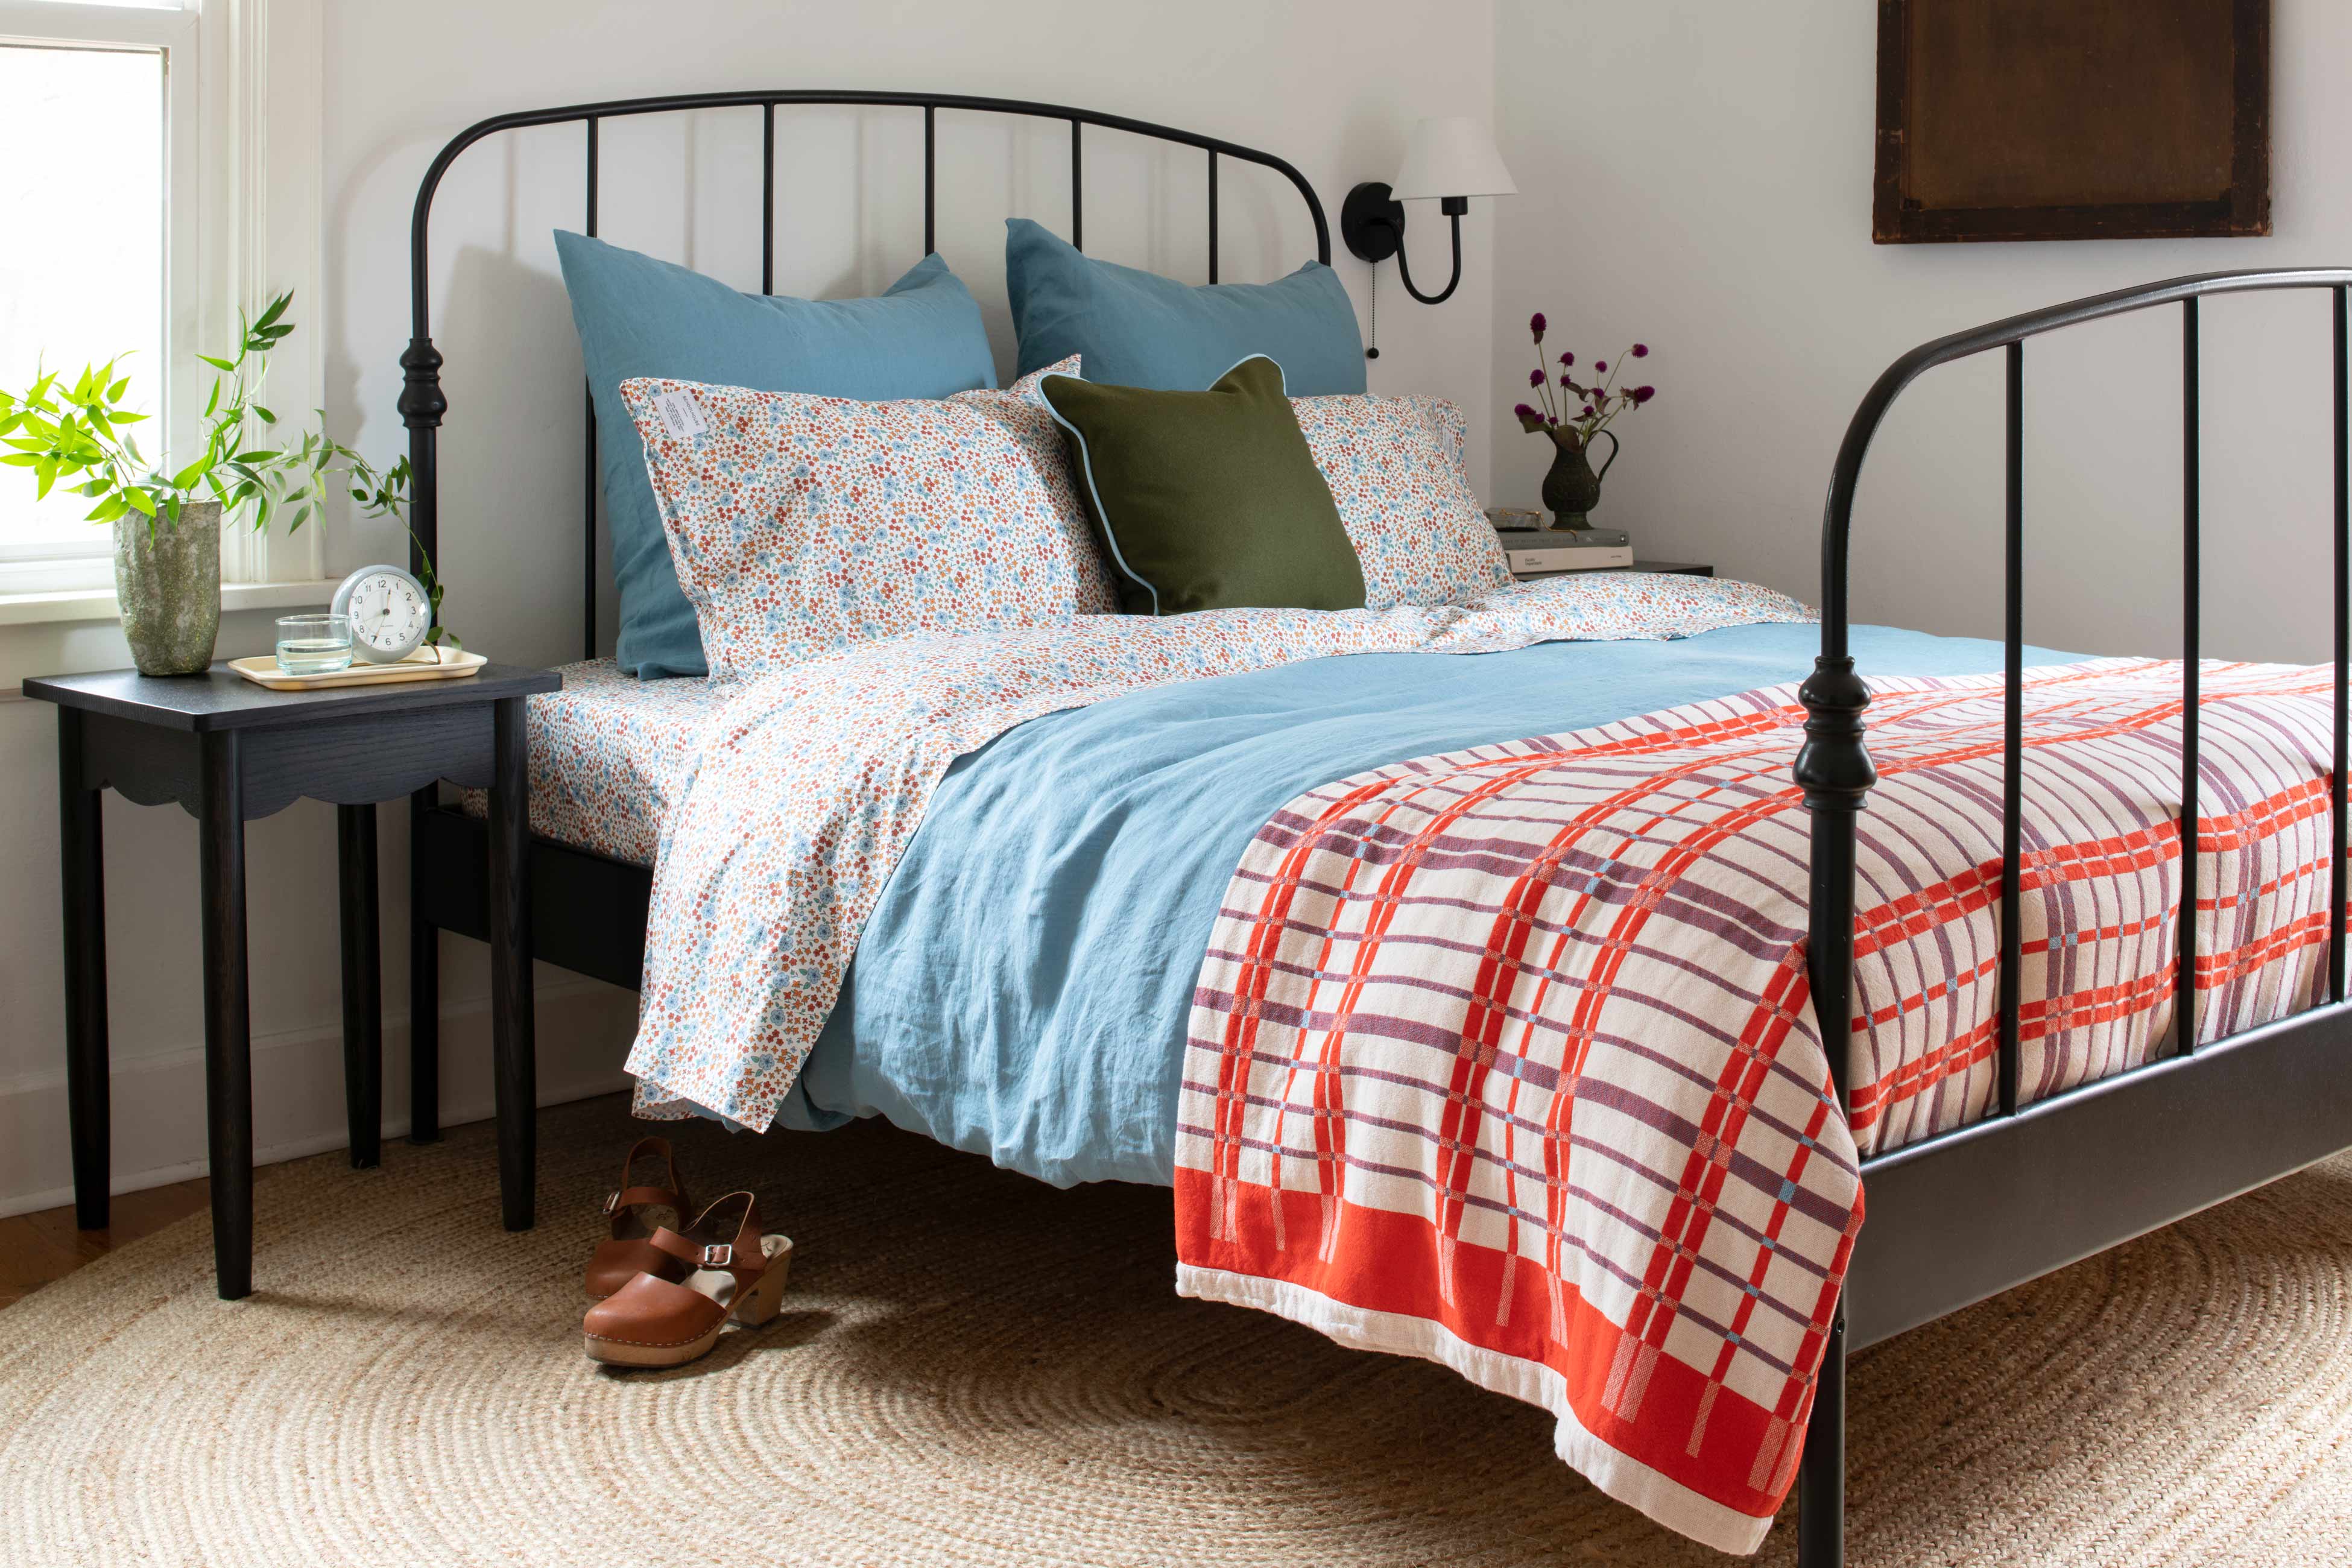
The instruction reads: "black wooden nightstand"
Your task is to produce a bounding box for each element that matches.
[23,660,559,1300]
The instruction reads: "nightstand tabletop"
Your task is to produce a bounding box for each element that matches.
[24,660,560,732]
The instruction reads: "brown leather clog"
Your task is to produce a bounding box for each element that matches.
[583,1136,695,1301]
[581,1192,794,1368]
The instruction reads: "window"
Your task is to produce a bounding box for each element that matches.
[0,0,197,595]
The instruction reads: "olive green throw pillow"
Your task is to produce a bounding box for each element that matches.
[1039,355,1367,616]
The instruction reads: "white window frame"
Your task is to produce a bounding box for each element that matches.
[0,0,326,609]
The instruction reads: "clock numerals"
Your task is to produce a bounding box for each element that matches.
[338,567,431,662]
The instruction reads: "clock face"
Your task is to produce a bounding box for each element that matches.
[344,571,429,662]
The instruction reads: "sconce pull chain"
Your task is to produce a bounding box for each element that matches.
[1366,265,1380,361]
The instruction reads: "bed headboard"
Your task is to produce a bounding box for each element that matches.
[396,89,1335,663]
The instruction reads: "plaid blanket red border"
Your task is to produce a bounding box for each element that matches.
[1175,658,2342,1553]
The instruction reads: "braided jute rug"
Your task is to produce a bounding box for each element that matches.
[7,1095,2352,1567]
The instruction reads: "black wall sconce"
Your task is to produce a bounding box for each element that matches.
[1341,116,1516,311]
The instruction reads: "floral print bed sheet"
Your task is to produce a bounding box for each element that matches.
[623,572,1815,1128]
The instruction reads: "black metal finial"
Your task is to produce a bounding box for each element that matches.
[1794,656,1876,810]
[397,338,446,429]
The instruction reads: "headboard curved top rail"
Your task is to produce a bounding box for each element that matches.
[396,88,1335,657]
[403,88,1333,332]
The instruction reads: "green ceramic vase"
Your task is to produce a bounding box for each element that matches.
[113,502,221,675]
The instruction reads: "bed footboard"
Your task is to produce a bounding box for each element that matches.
[1794,268,2352,1568]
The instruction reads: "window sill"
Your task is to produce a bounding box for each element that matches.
[0,578,340,628]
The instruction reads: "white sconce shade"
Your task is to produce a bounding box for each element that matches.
[1391,116,1516,201]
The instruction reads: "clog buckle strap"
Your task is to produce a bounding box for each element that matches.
[701,1244,734,1268]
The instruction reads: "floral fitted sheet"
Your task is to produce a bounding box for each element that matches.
[458,659,719,865]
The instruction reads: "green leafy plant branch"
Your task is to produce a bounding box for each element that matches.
[0,291,457,648]
[0,291,301,534]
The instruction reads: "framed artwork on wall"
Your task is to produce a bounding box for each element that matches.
[1873,0,2271,244]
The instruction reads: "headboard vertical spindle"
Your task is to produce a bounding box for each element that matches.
[1207,151,1219,283]
[581,118,602,663]
[761,106,777,294]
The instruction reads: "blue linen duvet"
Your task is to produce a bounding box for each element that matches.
[779,619,2064,1186]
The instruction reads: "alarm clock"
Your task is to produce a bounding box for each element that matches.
[330,563,433,665]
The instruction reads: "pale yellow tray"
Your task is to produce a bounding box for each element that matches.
[229,646,485,691]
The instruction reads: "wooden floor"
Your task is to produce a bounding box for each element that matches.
[0,1178,211,1311]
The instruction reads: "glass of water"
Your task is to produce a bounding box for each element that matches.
[274,614,354,675]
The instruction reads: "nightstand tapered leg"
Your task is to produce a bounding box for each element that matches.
[408,788,441,1144]
[488,698,536,1230]
[58,709,110,1231]
[337,804,382,1169]
[197,730,253,1301]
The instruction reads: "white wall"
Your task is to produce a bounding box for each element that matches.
[0,0,1500,1214]
[1492,1,2350,667]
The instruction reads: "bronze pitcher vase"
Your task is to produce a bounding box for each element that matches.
[1540,428,1619,530]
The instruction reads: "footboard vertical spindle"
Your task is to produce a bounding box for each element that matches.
[2333,285,2348,1004]
[2178,299,2202,1055]
[1999,341,2025,1116]
[1794,599,1875,1567]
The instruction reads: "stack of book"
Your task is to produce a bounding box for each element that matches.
[1497,526,1633,574]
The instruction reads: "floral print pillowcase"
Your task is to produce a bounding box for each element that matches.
[621,357,1114,680]
[1292,393,1513,609]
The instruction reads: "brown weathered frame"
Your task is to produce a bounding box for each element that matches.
[1873,0,2271,244]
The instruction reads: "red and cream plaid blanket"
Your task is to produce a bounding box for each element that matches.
[1174,657,2344,1553]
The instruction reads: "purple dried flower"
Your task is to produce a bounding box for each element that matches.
[1513,402,1538,419]
[1593,359,1607,375]
[1631,343,1650,358]
[1528,369,1545,388]
[1529,312,1547,341]
[1581,405,1595,417]
[1546,414,1559,426]
[1559,350,1575,368]
[1560,372,1575,387]
[1632,385,1656,404]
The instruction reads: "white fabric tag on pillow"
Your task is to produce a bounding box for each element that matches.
[651,389,711,440]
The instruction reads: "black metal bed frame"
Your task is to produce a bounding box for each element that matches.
[395,87,2352,1567]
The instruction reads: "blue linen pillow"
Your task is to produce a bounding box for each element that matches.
[1004,217,1365,396]
[554,232,997,677]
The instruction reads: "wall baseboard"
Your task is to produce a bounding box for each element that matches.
[0,980,639,1219]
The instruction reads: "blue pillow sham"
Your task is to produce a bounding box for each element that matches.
[554,232,997,678]
[1004,217,1365,396]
